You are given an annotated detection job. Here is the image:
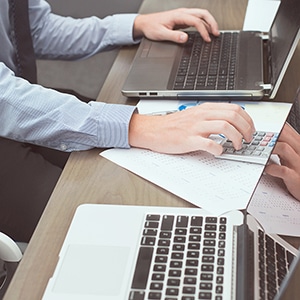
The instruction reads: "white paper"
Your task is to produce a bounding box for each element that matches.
[249,174,300,236]
[101,147,264,215]
[243,0,280,32]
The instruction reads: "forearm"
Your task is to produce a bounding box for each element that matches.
[129,113,160,150]
[29,0,138,60]
[0,63,136,151]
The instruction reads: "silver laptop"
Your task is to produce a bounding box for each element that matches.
[122,0,300,100]
[42,204,298,299]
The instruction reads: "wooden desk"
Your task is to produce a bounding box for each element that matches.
[4,0,300,299]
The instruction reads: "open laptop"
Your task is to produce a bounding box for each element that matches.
[42,204,298,300]
[122,0,300,100]
[274,247,300,300]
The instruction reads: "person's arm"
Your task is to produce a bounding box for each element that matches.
[11,2,253,154]
[29,2,219,60]
[0,62,136,151]
[1,60,255,154]
[265,123,300,201]
[28,0,139,60]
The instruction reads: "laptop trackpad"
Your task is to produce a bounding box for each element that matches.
[147,42,178,58]
[53,244,130,295]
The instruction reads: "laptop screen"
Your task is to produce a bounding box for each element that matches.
[287,89,300,134]
[270,0,300,92]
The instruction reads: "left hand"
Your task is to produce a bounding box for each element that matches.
[265,123,300,201]
[133,8,220,43]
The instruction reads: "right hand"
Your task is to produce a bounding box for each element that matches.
[129,102,255,155]
[133,8,220,43]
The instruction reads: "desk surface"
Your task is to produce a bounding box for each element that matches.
[4,0,300,299]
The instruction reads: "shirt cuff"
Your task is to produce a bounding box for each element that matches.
[112,14,141,45]
[90,101,137,148]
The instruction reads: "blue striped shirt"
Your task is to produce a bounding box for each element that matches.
[0,0,138,151]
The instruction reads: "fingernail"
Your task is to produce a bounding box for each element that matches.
[179,33,186,42]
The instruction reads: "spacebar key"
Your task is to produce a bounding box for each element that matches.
[131,246,154,289]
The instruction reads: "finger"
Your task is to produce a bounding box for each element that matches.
[279,123,300,155]
[272,141,300,169]
[159,28,190,44]
[194,136,224,155]
[264,163,284,179]
[193,120,243,150]
[265,164,299,192]
[167,12,219,42]
[181,8,220,36]
[199,102,254,125]
[196,103,255,141]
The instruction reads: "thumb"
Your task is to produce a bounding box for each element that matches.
[177,31,189,43]
[162,30,188,43]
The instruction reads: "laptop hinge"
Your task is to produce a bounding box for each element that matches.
[259,33,269,40]
[260,83,272,90]
[260,83,273,96]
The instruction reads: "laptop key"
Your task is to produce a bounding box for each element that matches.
[131,246,154,289]
[161,215,174,230]
[129,291,145,300]
[148,292,161,299]
[167,278,180,286]
[199,291,212,299]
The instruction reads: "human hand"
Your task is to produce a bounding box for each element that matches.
[133,8,219,43]
[129,102,255,155]
[265,123,300,201]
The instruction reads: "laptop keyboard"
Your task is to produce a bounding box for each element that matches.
[258,229,295,300]
[173,32,238,91]
[129,214,228,300]
[213,131,279,164]
[128,213,297,300]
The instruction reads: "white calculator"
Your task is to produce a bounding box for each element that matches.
[211,131,279,164]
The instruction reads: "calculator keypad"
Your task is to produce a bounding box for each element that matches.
[216,131,278,164]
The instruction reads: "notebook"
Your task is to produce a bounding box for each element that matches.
[122,0,300,100]
[42,204,298,300]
